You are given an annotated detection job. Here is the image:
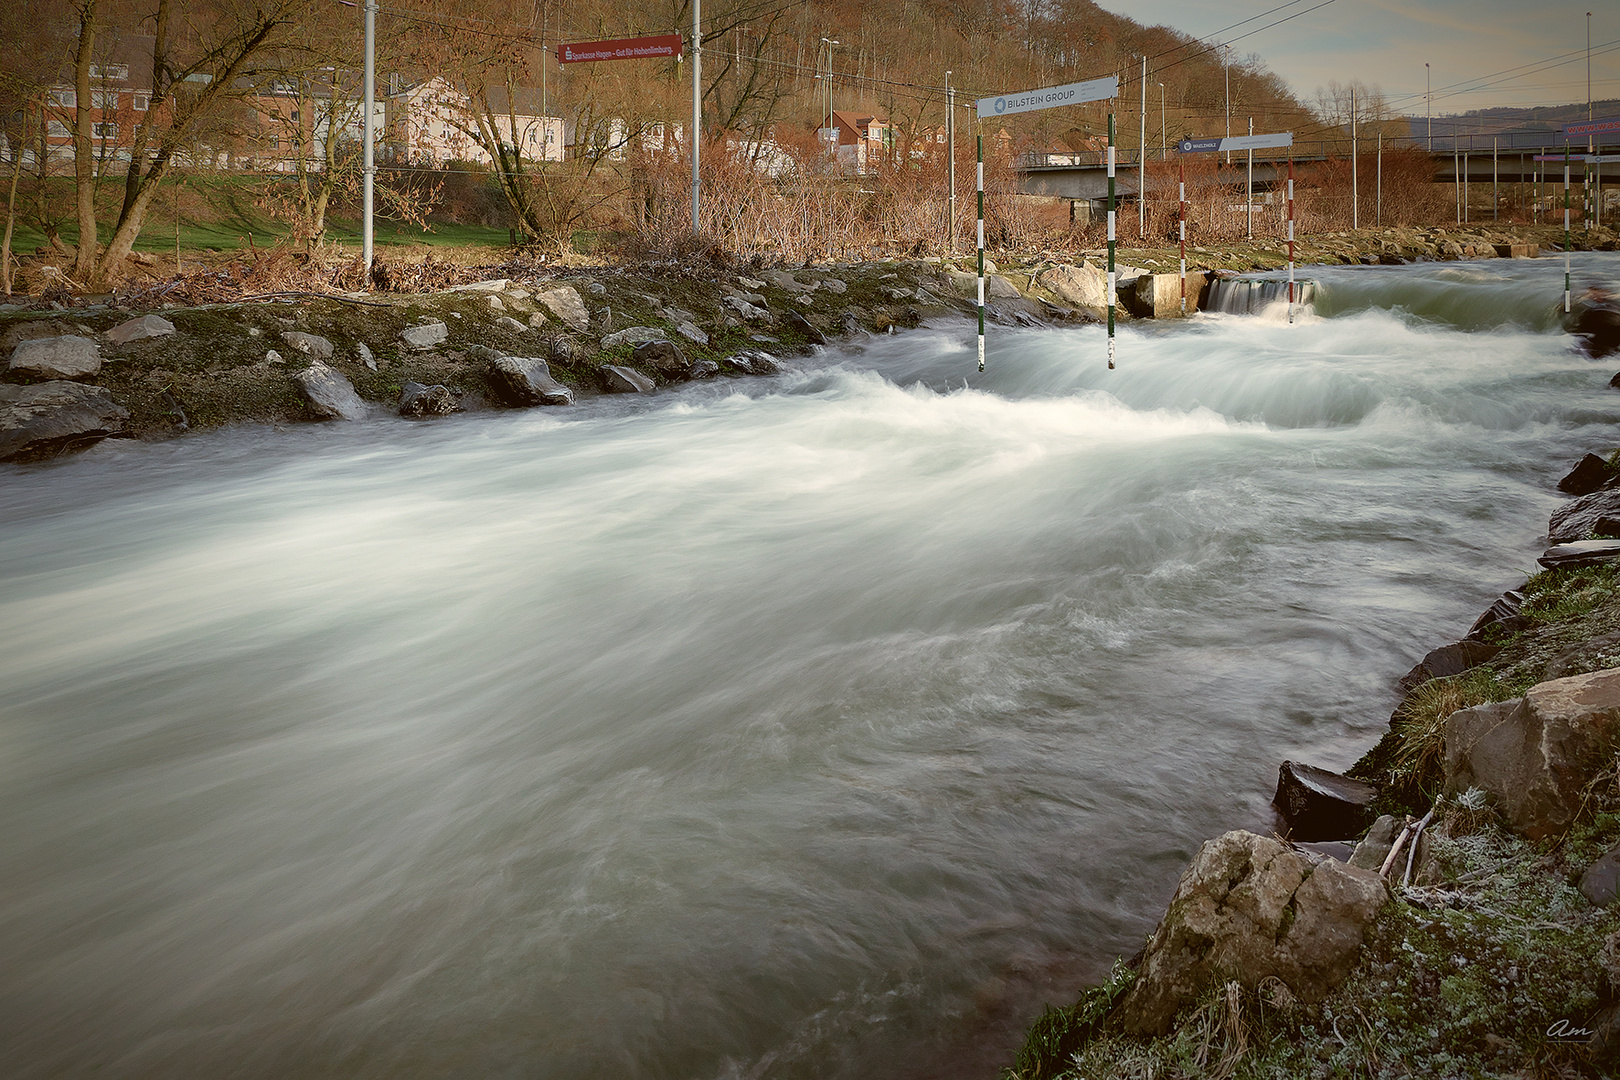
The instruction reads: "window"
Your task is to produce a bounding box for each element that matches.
[92,89,118,109]
[47,120,69,138]
[133,94,149,111]
[49,89,76,109]
[93,122,118,138]
[89,63,129,81]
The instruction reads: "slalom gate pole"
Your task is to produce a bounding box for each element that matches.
[1565,146,1572,315]
[1178,153,1186,314]
[977,135,985,371]
[1107,112,1116,370]
[1287,156,1296,324]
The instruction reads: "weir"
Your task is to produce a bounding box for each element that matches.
[1206,275,1319,315]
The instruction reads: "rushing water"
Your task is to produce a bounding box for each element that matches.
[3,254,1620,1079]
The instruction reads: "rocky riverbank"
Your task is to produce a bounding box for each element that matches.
[1003,449,1620,1073]
[3,222,1616,462]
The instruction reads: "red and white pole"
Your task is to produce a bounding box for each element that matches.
[1286,156,1296,324]
[1178,154,1186,314]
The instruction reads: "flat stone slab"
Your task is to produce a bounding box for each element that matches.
[535,286,590,332]
[1581,841,1620,905]
[0,380,128,460]
[400,320,449,350]
[9,334,101,379]
[1539,539,1620,569]
[104,314,175,344]
[600,327,666,348]
[1398,640,1501,694]
[280,331,334,359]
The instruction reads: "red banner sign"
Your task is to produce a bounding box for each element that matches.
[559,34,682,64]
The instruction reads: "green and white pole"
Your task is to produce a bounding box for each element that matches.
[1565,145,1572,314]
[1106,112,1116,370]
[977,134,985,372]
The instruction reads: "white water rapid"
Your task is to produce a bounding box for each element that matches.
[3,254,1619,1079]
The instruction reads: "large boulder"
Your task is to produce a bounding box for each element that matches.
[9,334,101,378]
[1133,272,1208,318]
[723,295,771,322]
[0,380,129,460]
[726,349,781,375]
[535,286,590,331]
[292,361,367,420]
[489,356,574,406]
[104,314,175,344]
[1036,263,1110,309]
[1272,762,1377,841]
[1558,453,1616,495]
[1444,667,1620,841]
[1114,830,1387,1035]
[784,310,827,346]
[1549,488,1620,542]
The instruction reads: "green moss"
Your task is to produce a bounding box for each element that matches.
[1004,961,1136,1080]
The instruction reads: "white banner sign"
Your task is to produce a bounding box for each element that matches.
[977,76,1117,119]
[1219,132,1293,152]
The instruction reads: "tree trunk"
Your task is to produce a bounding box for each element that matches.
[2,120,25,295]
[71,0,99,281]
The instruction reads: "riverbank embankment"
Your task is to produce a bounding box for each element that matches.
[2,222,1614,462]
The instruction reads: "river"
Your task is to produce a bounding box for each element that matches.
[3,254,1618,1079]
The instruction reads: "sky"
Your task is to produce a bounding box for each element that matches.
[1093,0,1618,117]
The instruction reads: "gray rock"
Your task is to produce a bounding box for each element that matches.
[723,295,771,322]
[496,315,527,332]
[9,334,101,378]
[0,380,129,460]
[545,335,575,366]
[690,359,721,379]
[587,282,607,297]
[1272,762,1377,841]
[398,381,458,418]
[358,343,377,371]
[265,349,284,364]
[600,365,655,394]
[486,295,506,311]
[737,276,766,290]
[675,320,709,346]
[1444,667,1620,841]
[1398,640,1501,694]
[490,356,574,406]
[986,274,1022,299]
[1550,488,1620,542]
[1466,590,1528,641]
[815,278,847,294]
[536,286,590,331]
[446,278,509,293]
[1559,453,1615,495]
[1581,841,1620,905]
[466,344,506,364]
[280,331,335,359]
[784,310,827,346]
[726,349,781,375]
[761,269,811,293]
[400,320,449,350]
[1114,830,1387,1035]
[600,326,666,348]
[1037,263,1110,309]
[104,314,175,344]
[1348,815,1403,871]
[292,361,367,420]
[633,339,690,378]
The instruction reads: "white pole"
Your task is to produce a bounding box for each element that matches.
[1245,117,1253,239]
[1107,112,1116,369]
[362,0,375,281]
[1493,137,1498,222]
[1139,53,1146,238]
[1287,159,1296,323]
[1223,45,1230,165]
[1350,84,1357,230]
[690,0,701,232]
[1158,82,1165,160]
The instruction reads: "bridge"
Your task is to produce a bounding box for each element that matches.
[1017,141,1620,204]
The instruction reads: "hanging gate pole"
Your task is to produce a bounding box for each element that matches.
[1287,156,1296,324]
[1107,112,1116,370]
[977,135,985,371]
[1178,152,1186,314]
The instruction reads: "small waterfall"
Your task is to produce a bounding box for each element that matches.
[1206,276,1317,315]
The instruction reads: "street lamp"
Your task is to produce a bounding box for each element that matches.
[1158,82,1165,160]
